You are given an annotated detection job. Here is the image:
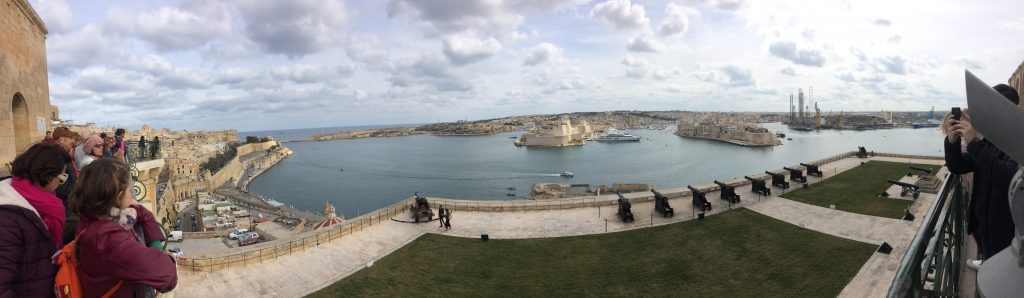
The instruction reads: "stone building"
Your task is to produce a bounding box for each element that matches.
[1010,59,1024,101]
[0,0,51,170]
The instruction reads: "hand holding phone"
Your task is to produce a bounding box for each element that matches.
[952,107,961,120]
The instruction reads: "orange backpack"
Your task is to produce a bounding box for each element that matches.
[53,229,123,298]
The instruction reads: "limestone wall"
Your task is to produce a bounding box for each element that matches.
[205,141,285,189]
[0,0,50,168]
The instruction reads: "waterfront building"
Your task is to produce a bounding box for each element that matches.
[515,117,586,147]
[676,116,779,146]
[0,0,52,172]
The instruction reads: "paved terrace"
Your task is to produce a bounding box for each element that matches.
[174,154,945,298]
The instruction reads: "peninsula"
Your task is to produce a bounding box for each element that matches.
[310,127,425,141]
[676,113,780,147]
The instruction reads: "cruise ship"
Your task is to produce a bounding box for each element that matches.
[594,128,641,142]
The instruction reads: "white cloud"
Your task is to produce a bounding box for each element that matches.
[271,64,355,84]
[626,35,667,53]
[33,0,74,33]
[720,65,756,87]
[590,0,650,30]
[237,0,348,58]
[652,66,681,80]
[1000,18,1024,32]
[106,4,232,51]
[442,35,503,66]
[706,0,743,10]
[523,43,564,66]
[875,56,908,75]
[657,3,697,37]
[620,55,651,78]
[768,41,826,67]
[46,25,122,75]
[780,66,797,76]
[387,0,524,38]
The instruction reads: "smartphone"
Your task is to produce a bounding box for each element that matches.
[952,107,961,120]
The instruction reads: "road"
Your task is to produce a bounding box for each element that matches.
[176,203,197,232]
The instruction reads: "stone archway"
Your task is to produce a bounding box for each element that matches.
[11,93,30,154]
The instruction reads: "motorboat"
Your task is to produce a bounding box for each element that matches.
[560,172,574,177]
[594,128,641,142]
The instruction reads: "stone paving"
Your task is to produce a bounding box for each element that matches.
[172,156,948,298]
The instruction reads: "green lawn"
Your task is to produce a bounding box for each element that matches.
[310,209,874,297]
[781,160,942,219]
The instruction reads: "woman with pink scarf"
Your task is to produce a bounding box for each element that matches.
[0,143,72,297]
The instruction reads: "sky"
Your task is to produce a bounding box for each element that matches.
[29,0,1024,131]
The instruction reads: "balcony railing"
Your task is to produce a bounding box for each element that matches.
[889,174,967,297]
[126,140,161,162]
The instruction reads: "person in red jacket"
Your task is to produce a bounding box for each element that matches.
[0,143,70,297]
[70,158,177,297]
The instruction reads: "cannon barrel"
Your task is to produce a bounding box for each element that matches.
[908,166,932,175]
[887,180,919,189]
[744,175,763,182]
[799,163,816,168]
[783,166,800,172]
[687,185,701,193]
[713,180,730,187]
[765,170,782,177]
[651,189,664,198]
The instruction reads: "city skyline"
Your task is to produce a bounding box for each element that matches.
[33,0,1024,131]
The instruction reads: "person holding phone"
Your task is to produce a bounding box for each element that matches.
[943,84,1020,270]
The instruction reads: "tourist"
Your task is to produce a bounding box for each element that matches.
[77,134,104,168]
[444,208,452,230]
[438,206,446,227]
[70,158,177,296]
[51,127,80,245]
[150,136,160,159]
[43,130,53,143]
[103,136,115,157]
[944,84,1019,270]
[0,143,70,297]
[112,128,126,161]
[139,136,147,159]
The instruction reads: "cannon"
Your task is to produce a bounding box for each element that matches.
[409,192,435,222]
[651,189,674,218]
[887,180,921,199]
[783,167,807,183]
[801,163,823,177]
[688,185,712,212]
[616,192,635,223]
[765,171,790,189]
[714,180,741,204]
[856,146,869,158]
[745,176,771,196]
[907,166,933,177]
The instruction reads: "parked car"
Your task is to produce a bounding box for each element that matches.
[228,229,249,240]
[238,233,260,246]
[168,247,184,257]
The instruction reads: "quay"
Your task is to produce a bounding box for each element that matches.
[174,151,947,297]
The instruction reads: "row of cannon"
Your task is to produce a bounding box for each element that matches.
[614,163,825,223]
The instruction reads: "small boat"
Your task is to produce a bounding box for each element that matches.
[560,172,574,177]
[506,187,516,190]
[339,168,344,171]
[787,138,792,140]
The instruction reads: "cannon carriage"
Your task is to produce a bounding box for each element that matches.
[409,192,435,222]
[616,192,635,223]
[744,176,771,196]
[688,185,712,212]
[783,167,807,183]
[800,163,823,177]
[651,189,674,218]
[765,171,790,189]
[714,180,741,204]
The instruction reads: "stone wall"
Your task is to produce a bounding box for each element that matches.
[0,0,50,169]
[205,141,284,189]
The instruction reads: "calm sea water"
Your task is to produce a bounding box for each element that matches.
[248,123,945,219]
[239,124,423,142]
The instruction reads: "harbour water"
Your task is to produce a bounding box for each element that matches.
[248,123,945,219]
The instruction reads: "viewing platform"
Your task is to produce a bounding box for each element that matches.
[171,151,959,297]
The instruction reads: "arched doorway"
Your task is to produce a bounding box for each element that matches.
[11,93,30,154]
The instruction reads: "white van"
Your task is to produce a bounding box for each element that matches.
[167,231,183,242]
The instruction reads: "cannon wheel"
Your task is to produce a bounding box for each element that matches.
[428,215,433,221]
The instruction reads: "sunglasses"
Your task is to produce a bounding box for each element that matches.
[57,173,68,185]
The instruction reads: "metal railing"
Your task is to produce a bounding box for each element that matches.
[889,174,967,297]
[126,140,161,162]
